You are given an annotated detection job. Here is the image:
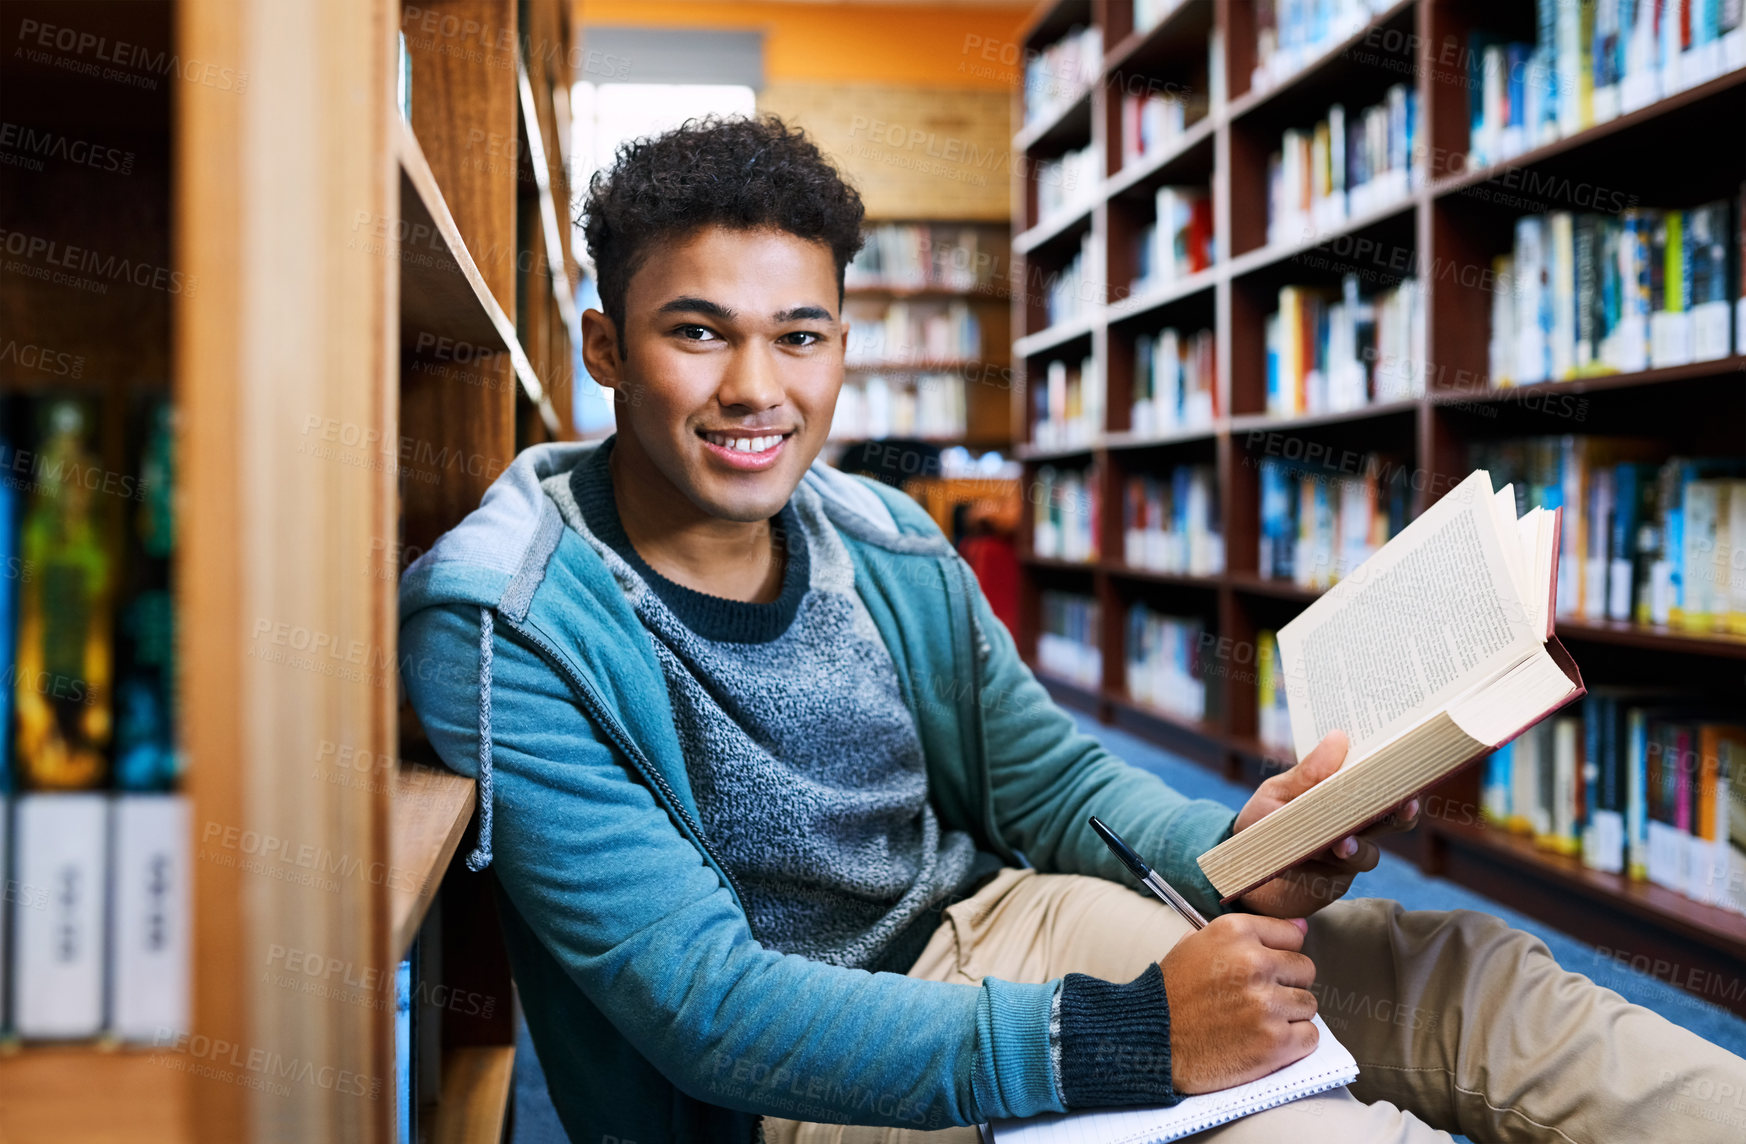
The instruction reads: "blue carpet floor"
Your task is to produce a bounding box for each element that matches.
[509,711,1746,1141]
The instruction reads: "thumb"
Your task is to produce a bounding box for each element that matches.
[1275,730,1348,798]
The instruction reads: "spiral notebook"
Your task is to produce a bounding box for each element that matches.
[985,1016,1357,1143]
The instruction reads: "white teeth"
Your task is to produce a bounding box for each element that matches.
[705,432,782,453]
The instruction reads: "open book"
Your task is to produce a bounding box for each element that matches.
[986,1015,1356,1143]
[1198,469,1585,902]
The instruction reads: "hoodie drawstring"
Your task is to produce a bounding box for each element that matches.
[467,605,496,871]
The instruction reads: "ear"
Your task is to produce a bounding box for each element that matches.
[580,308,624,390]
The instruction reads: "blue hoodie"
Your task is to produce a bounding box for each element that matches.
[397,441,1238,1142]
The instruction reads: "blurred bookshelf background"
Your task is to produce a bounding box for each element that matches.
[1006,0,1746,1031]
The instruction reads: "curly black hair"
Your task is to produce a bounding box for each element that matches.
[580,114,866,349]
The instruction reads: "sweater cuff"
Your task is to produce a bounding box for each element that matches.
[1055,964,1179,1110]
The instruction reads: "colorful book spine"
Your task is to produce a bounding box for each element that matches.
[1032,352,1103,449]
[1120,465,1223,576]
[1130,327,1216,435]
[12,400,115,1038]
[110,397,189,1041]
[1265,276,1422,416]
[1037,591,1102,688]
[1033,464,1100,564]
[1256,455,1407,588]
[1124,605,1207,721]
[1266,83,1417,245]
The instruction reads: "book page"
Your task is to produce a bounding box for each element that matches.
[1276,470,1541,763]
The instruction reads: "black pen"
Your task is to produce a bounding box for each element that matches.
[1090,815,1208,930]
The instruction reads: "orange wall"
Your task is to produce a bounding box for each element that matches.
[579,2,1032,89]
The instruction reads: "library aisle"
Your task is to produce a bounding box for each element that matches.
[3,1,1745,1142]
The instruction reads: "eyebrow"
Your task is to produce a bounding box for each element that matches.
[655,296,836,324]
[657,296,735,320]
[773,304,836,323]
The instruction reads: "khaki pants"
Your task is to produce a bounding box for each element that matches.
[765,869,1746,1143]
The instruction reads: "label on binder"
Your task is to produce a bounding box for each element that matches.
[13,794,108,1038]
[111,793,190,1041]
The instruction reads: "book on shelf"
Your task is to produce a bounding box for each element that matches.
[1031,354,1103,449]
[1044,230,1098,328]
[1265,83,1418,246]
[1257,454,1409,591]
[1471,438,1746,633]
[12,398,115,1039]
[1470,0,1745,166]
[1255,630,1293,753]
[845,298,981,366]
[1482,695,1746,916]
[1037,143,1100,225]
[1489,192,1740,387]
[1033,464,1100,564]
[1119,90,1209,167]
[5,395,189,1042]
[1126,606,1207,722]
[1199,469,1585,901]
[1265,275,1424,416]
[110,397,188,1041]
[1134,0,1181,37]
[1251,0,1390,92]
[1133,186,1213,293]
[830,373,968,442]
[1037,590,1101,689]
[1024,23,1102,127]
[846,223,1000,293]
[1132,326,1216,435]
[1122,464,1223,576]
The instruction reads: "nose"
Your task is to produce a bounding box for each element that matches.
[715,340,784,413]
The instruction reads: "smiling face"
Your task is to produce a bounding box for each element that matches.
[581,225,845,524]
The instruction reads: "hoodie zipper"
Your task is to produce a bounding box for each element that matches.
[497,612,754,916]
[949,556,1010,864]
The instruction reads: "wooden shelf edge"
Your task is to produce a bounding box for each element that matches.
[1107,266,1218,323]
[1225,191,1419,280]
[395,117,546,410]
[1429,64,1746,200]
[431,1044,516,1144]
[1554,616,1746,659]
[1015,202,1095,255]
[1227,397,1420,433]
[1103,114,1220,201]
[1431,355,1746,404]
[1014,313,1100,359]
[1103,688,1222,742]
[1224,0,1418,121]
[1225,572,1321,602]
[1100,561,1221,589]
[1013,83,1094,154]
[1021,552,1101,571]
[1430,820,1746,958]
[390,763,478,960]
[516,56,582,338]
[0,1045,192,1144]
[1102,0,1211,77]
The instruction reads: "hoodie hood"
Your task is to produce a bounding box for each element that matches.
[397,438,927,867]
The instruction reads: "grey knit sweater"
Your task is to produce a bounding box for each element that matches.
[543,444,1179,1111]
[545,444,1002,972]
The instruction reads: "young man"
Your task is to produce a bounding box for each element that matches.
[399,116,1745,1143]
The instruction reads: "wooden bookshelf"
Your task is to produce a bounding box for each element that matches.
[430,1045,517,1144]
[0,0,578,1138]
[1010,0,1746,1016]
[833,219,1014,453]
